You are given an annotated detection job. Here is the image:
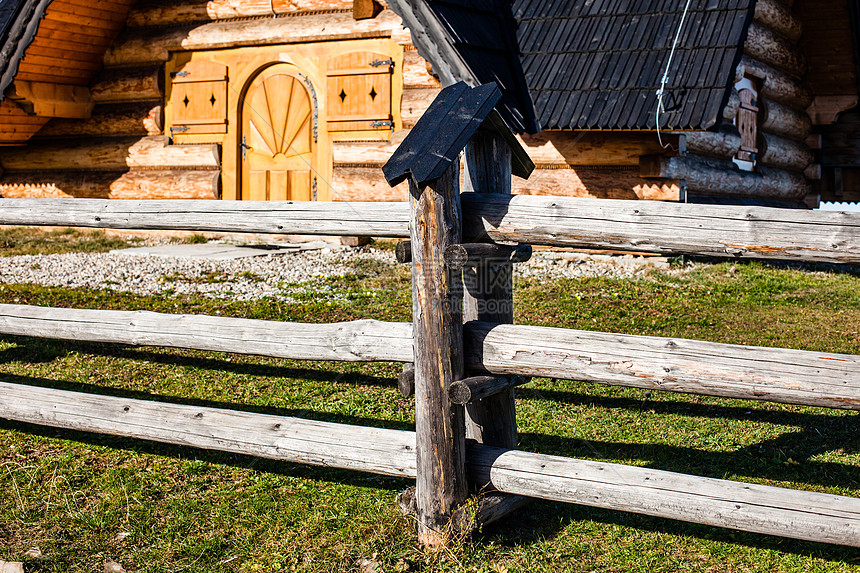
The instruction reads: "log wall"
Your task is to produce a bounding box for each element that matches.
[665,0,816,204]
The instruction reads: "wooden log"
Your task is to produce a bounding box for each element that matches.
[353,0,383,20]
[736,56,813,110]
[744,21,806,78]
[34,102,163,137]
[0,305,414,362]
[459,193,860,264]
[448,375,525,405]
[395,239,412,263]
[0,136,219,172]
[0,170,218,200]
[640,154,810,201]
[0,198,411,236]
[1,196,858,263]
[402,48,440,88]
[329,166,410,202]
[464,321,860,411]
[723,91,812,141]
[683,130,813,172]
[90,66,163,103]
[398,363,415,397]
[126,0,352,28]
[105,10,405,66]
[0,381,417,477]
[401,87,439,126]
[444,243,532,270]
[512,166,681,201]
[461,130,520,454]
[468,445,860,547]
[408,164,468,547]
[753,0,802,42]
[2,305,858,410]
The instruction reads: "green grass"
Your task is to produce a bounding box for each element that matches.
[0,231,859,571]
[0,227,144,256]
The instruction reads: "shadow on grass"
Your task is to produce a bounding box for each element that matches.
[1,373,859,562]
[0,336,401,388]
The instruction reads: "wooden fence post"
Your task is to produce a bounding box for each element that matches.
[462,130,518,448]
[408,164,468,547]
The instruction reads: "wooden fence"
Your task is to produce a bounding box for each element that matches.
[1,83,859,549]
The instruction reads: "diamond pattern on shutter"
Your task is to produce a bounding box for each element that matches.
[170,59,228,136]
[326,51,392,132]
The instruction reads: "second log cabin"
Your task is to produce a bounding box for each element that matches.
[0,0,858,207]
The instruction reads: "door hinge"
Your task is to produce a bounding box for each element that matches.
[370,120,394,130]
[369,59,394,68]
[240,135,253,161]
[169,125,189,133]
[170,70,190,78]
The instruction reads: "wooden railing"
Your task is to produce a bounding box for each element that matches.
[0,196,858,548]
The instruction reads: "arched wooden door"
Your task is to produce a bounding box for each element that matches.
[240,65,314,200]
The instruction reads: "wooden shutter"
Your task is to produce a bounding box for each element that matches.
[736,88,759,164]
[169,60,228,135]
[326,51,393,132]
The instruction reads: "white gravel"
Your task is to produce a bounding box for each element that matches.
[0,243,671,301]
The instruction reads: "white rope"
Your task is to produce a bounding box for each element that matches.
[655,0,694,148]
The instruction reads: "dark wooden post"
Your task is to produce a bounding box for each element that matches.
[462,130,518,448]
[407,165,469,547]
[382,82,533,546]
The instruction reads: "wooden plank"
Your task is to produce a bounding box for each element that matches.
[468,445,860,548]
[0,305,413,362]
[464,321,860,410]
[0,381,417,478]
[408,164,469,547]
[126,0,352,28]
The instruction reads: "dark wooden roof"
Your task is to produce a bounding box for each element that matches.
[384,81,533,187]
[0,0,50,97]
[391,0,755,133]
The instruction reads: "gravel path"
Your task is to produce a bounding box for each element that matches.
[0,243,671,301]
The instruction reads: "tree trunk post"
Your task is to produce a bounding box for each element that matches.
[408,163,468,548]
[462,130,518,449]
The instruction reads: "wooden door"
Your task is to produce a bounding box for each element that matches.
[240,65,314,201]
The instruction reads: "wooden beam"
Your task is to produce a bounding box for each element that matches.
[443,243,532,270]
[0,305,413,363]
[0,381,417,477]
[448,375,526,405]
[0,136,218,172]
[0,196,858,263]
[640,154,810,201]
[683,130,813,172]
[2,379,858,547]
[744,21,806,78]
[0,170,218,200]
[753,0,802,42]
[464,321,860,411]
[7,81,93,118]
[0,305,857,410]
[35,102,162,137]
[105,10,404,66]
[468,445,860,548]
[723,91,812,142]
[90,66,163,103]
[408,164,469,547]
[126,0,351,28]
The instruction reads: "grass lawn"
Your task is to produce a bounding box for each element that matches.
[0,229,858,572]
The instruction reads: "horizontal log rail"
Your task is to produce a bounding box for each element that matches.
[0,305,413,363]
[1,196,859,263]
[468,444,860,548]
[1,305,858,410]
[1,380,858,547]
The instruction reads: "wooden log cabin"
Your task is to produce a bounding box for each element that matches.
[0,0,858,207]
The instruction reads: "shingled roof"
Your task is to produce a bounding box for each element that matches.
[0,0,51,97]
[388,0,755,133]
